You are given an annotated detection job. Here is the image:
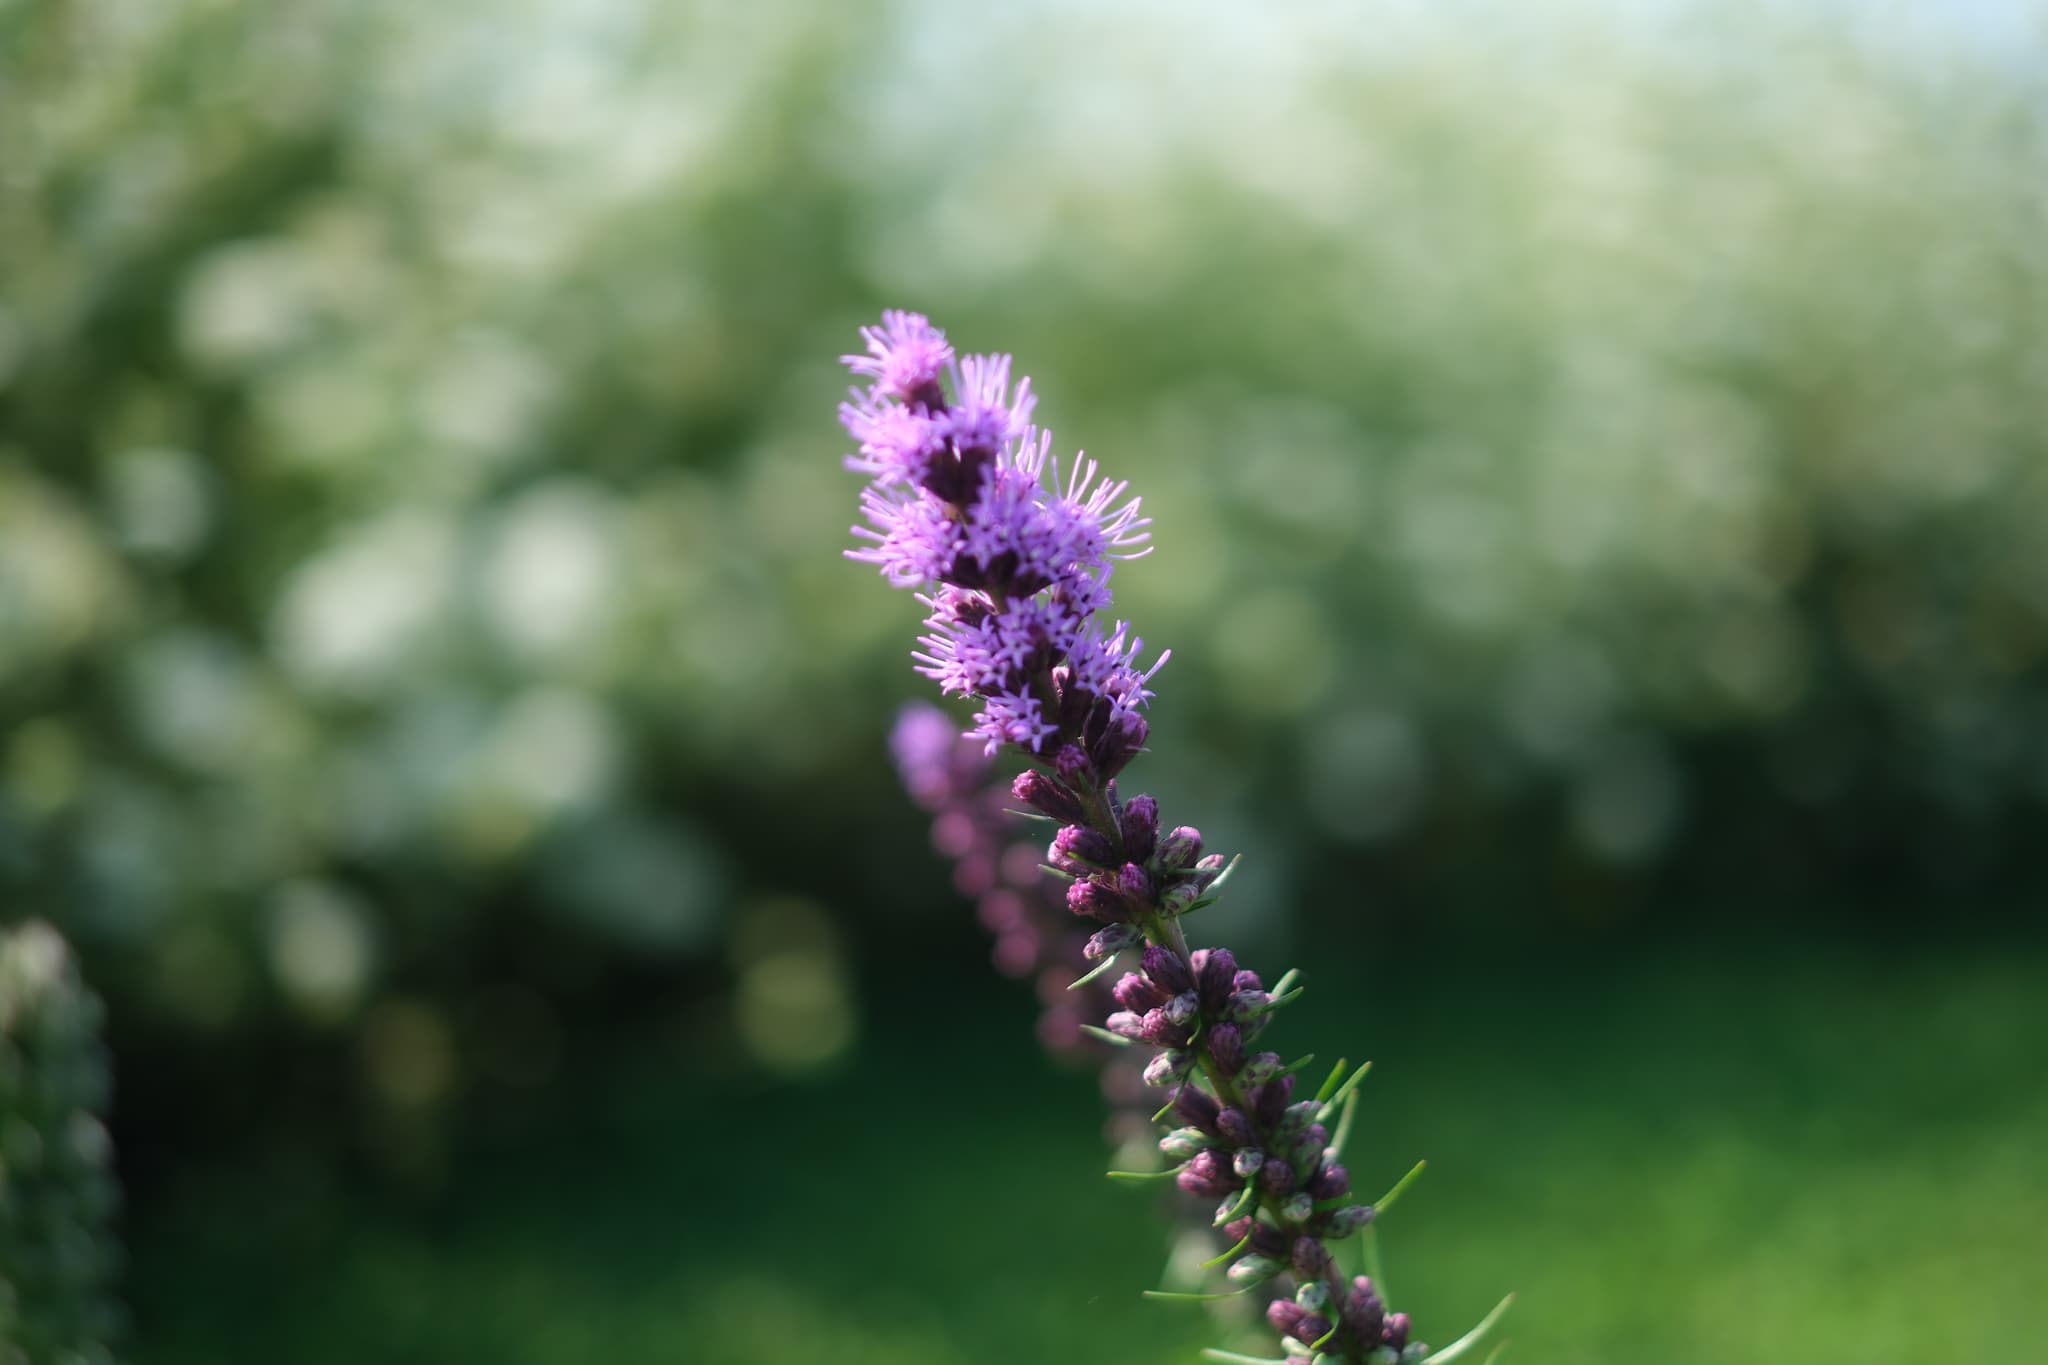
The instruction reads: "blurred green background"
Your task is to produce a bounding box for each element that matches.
[4,0,2047,1361]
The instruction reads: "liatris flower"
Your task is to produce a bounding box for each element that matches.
[840,313,1509,1365]
[0,921,124,1363]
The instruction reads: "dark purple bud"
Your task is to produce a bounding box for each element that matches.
[1254,1075,1294,1130]
[1232,1149,1265,1180]
[1138,1008,1187,1046]
[1259,1157,1299,1196]
[1084,924,1141,960]
[1291,1236,1331,1280]
[1163,991,1199,1026]
[1143,1049,1193,1087]
[1140,944,1194,995]
[1267,1300,1309,1338]
[1051,824,1118,871]
[1104,1011,1147,1040]
[1112,972,1169,1013]
[1097,703,1146,777]
[1216,1107,1257,1148]
[1344,1278,1387,1343]
[1156,825,1202,871]
[1195,948,1238,1013]
[1173,1087,1221,1134]
[1226,1254,1282,1287]
[1176,1148,1236,1197]
[1116,862,1154,906]
[1288,1124,1329,1174]
[1323,1204,1374,1238]
[1278,1102,1320,1143]
[1207,1022,1245,1075]
[1280,1192,1315,1224]
[1231,969,1264,993]
[1054,743,1095,787]
[1158,1128,1211,1161]
[1157,881,1201,916]
[1308,1162,1351,1201]
[1227,989,1273,1024]
[1012,770,1082,823]
[1384,1312,1412,1349]
[1119,794,1159,863]
[1239,1053,1282,1088]
[1067,878,1132,923]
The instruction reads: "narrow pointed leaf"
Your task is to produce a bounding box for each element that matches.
[1213,1183,1258,1225]
[1080,1025,1134,1048]
[1199,1227,1256,1268]
[1151,1095,1179,1123]
[1375,1159,1427,1214]
[1330,1090,1359,1159]
[1068,954,1123,990]
[1317,1060,1372,1120]
[1106,1167,1180,1184]
[1420,1294,1516,1365]
[1313,1057,1349,1104]
[1481,1344,1511,1365]
[1268,968,1301,998]
[1143,1288,1250,1303]
[1038,863,1077,882]
[1277,1052,1318,1080]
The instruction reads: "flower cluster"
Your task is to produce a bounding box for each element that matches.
[842,311,1162,755]
[842,313,1504,1365]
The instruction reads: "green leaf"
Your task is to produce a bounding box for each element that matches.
[1313,1057,1349,1104]
[1151,1095,1179,1123]
[1142,1288,1249,1303]
[1419,1294,1516,1365]
[1309,1318,1342,1351]
[1481,1344,1512,1365]
[1106,1167,1180,1184]
[1037,863,1077,882]
[1277,1052,1318,1080]
[1198,1226,1256,1268]
[1375,1158,1427,1214]
[1202,852,1244,897]
[1068,953,1123,991]
[1213,1183,1259,1225]
[1318,1060,1372,1120]
[1330,1089,1359,1160]
[1079,1025,1134,1048]
[1264,986,1306,1012]
[1003,807,1058,823]
[1268,967,1301,998]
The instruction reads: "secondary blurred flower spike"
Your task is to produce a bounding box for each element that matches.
[0,920,124,1363]
[838,312,1509,1364]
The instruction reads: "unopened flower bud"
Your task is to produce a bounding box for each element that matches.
[1267,1300,1309,1338]
[1054,744,1095,788]
[1083,924,1140,960]
[1176,1149,1236,1197]
[1163,990,1199,1026]
[1155,825,1203,871]
[1385,1313,1413,1350]
[1309,1162,1350,1201]
[1280,1192,1315,1224]
[1116,862,1155,906]
[1067,878,1131,923]
[1232,1149,1265,1179]
[1227,989,1272,1024]
[1324,1204,1375,1239]
[1143,1048,1193,1087]
[1158,1128,1210,1161]
[1092,710,1148,778]
[1291,1235,1331,1280]
[1207,1022,1245,1075]
[1105,1011,1146,1040]
[1012,770,1082,823]
[1157,880,1201,916]
[1239,1052,1282,1088]
[1112,972,1169,1012]
[1226,1254,1282,1287]
[1215,1107,1256,1147]
[1295,1282,1332,1313]
[1258,1158,1299,1196]
[1140,944,1193,995]
[1051,824,1118,871]
[1118,794,1159,863]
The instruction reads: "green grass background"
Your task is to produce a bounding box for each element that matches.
[130,935,2048,1365]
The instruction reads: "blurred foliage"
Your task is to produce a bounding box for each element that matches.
[2,0,2046,1058]
[0,922,122,1365]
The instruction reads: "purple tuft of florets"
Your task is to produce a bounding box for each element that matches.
[840,312,1162,756]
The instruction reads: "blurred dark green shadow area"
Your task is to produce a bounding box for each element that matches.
[3,1,2047,1362]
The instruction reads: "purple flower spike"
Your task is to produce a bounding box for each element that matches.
[840,314,1460,1365]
